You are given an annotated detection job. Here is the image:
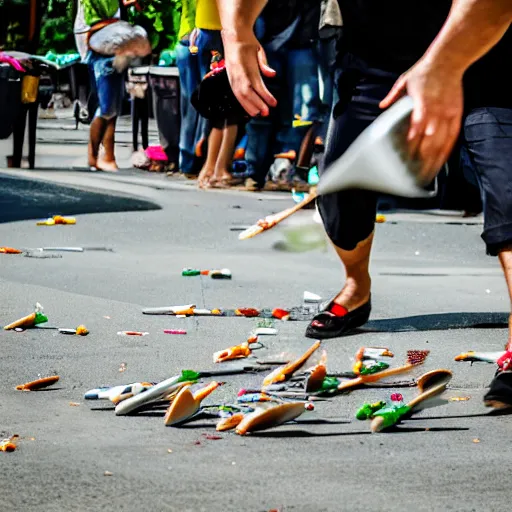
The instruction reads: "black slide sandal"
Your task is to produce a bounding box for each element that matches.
[305,297,372,340]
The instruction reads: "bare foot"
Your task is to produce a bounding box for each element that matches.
[197,167,214,189]
[96,159,119,172]
[205,169,234,189]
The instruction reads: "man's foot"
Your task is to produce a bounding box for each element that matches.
[484,371,512,410]
[305,296,372,339]
[95,159,119,172]
[305,278,372,339]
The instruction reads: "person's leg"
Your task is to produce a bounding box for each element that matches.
[198,126,222,187]
[462,107,512,407]
[463,107,512,346]
[288,46,322,123]
[131,98,139,151]
[210,123,238,185]
[99,117,118,171]
[317,32,341,141]
[88,116,107,168]
[315,105,377,310]
[244,48,284,189]
[305,60,400,339]
[140,95,149,150]
[176,40,201,174]
[88,54,123,171]
[499,250,512,346]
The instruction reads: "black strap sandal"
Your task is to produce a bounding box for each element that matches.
[305,296,372,340]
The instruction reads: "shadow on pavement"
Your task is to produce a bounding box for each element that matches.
[386,426,470,433]
[408,409,512,421]
[0,174,160,223]
[351,311,509,335]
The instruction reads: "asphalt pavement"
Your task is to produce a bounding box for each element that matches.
[0,124,510,512]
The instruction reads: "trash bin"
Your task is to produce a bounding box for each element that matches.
[0,64,21,140]
[149,66,180,167]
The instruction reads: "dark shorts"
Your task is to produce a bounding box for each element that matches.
[319,54,512,255]
[463,108,512,255]
[317,53,399,250]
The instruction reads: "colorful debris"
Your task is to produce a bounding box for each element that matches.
[36,215,76,226]
[4,303,48,331]
[16,375,60,391]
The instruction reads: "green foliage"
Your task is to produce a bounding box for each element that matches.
[39,0,75,54]
[128,0,182,56]
[1,0,183,56]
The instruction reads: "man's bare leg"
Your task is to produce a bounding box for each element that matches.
[97,117,119,172]
[498,249,512,348]
[331,232,374,310]
[88,116,107,168]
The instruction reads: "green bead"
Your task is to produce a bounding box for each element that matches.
[182,268,200,276]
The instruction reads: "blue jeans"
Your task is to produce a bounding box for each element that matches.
[195,29,224,79]
[176,40,203,173]
[288,47,322,123]
[86,51,124,120]
[245,45,321,186]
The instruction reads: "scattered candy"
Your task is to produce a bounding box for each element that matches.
[0,435,19,452]
[182,268,232,279]
[473,438,480,443]
[390,393,403,402]
[356,401,387,420]
[253,327,278,336]
[119,363,127,372]
[69,402,80,407]
[272,308,290,321]
[16,375,60,391]
[375,214,386,223]
[117,331,149,336]
[36,215,76,226]
[214,342,253,363]
[202,433,223,440]
[449,396,471,402]
[235,308,260,317]
[4,303,48,331]
[59,325,89,336]
[164,329,187,335]
[104,471,113,476]
[0,247,22,254]
[76,325,89,336]
[209,269,232,279]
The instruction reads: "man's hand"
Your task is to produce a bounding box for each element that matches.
[380,58,464,184]
[221,28,277,117]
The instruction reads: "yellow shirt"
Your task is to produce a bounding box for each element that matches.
[195,0,222,30]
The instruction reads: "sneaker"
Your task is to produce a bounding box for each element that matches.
[484,370,512,409]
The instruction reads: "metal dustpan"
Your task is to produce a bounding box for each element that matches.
[318,96,436,198]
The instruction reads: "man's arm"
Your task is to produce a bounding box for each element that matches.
[380,0,512,181]
[216,0,277,117]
